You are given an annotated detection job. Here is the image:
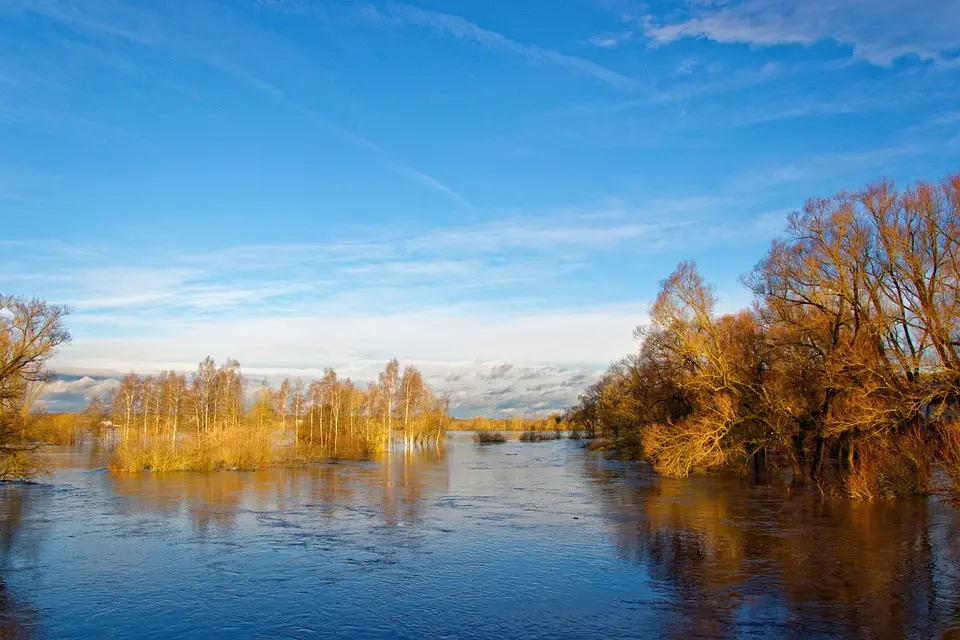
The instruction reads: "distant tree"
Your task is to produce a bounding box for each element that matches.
[378,359,400,444]
[276,378,291,440]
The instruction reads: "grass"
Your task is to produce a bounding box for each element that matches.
[474,431,507,444]
[109,428,376,473]
[110,429,275,473]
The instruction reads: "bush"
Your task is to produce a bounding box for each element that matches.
[936,423,960,498]
[474,431,506,444]
[641,418,736,477]
[844,428,932,500]
[519,430,561,442]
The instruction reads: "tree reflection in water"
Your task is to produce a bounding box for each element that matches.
[0,486,45,640]
[2,440,959,639]
[583,455,960,639]
[107,444,449,536]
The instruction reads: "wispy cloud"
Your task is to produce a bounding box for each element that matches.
[380,3,642,92]
[7,203,783,320]
[641,0,960,66]
[11,206,782,411]
[0,0,468,207]
[587,31,634,49]
[391,167,472,209]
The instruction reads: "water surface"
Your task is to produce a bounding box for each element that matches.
[1,434,959,639]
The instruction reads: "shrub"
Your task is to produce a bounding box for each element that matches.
[641,418,736,477]
[474,431,506,444]
[936,422,960,498]
[519,430,561,442]
[844,428,932,500]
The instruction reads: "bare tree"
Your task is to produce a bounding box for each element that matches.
[0,295,70,480]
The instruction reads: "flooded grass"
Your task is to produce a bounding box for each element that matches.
[109,430,375,473]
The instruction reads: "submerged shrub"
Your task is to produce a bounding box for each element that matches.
[519,430,561,442]
[843,428,933,500]
[474,431,506,444]
[936,423,960,498]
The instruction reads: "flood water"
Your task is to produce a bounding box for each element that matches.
[1,434,959,639]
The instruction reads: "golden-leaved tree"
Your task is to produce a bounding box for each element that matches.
[568,170,960,498]
[0,295,70,480]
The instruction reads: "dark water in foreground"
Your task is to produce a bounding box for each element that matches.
[1,435,959,639]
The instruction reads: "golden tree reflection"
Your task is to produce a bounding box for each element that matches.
[584,457,960,638]
[107,444,449,535]
[0,488,43,640]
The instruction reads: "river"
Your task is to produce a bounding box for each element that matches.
[1,433,958,639]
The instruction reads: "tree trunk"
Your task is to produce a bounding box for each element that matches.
[810,435,825,482]
[753,446,767,480]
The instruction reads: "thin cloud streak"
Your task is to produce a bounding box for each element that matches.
[383,3,642,92]
[0,0,468,207]
[7,206,787,324]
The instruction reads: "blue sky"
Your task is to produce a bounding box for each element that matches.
[3,0,960,415]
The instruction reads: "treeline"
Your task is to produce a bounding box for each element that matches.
[569,171,960,499]
[451,414,565,432]
[94,357,450,472]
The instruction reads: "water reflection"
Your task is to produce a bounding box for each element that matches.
[0,487,44,640]
[106,444,449,535]
[584,455,960,639]
[0,437,959,639]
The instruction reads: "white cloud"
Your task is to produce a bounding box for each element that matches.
[12,204,784,415]
[37,375,120,410]
[41,375,119,396]
[587,31,635,48]
[642,0,960,66]
[53,305,647,374]
[46,308,643,417]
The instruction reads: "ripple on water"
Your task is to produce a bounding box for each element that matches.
[0,438,957,639]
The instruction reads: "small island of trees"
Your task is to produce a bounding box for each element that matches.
[0,298,449,476]
[100,357,450,472]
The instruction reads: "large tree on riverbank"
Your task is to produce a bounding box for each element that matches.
[568,171,960,498]
[0,295,71,480]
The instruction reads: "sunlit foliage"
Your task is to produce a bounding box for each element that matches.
[451,414,566,432]
[0,295,71,481]
[569,171,960,498]
[104,358,450,473]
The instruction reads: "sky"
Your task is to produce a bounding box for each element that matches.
[3,0,960,416]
